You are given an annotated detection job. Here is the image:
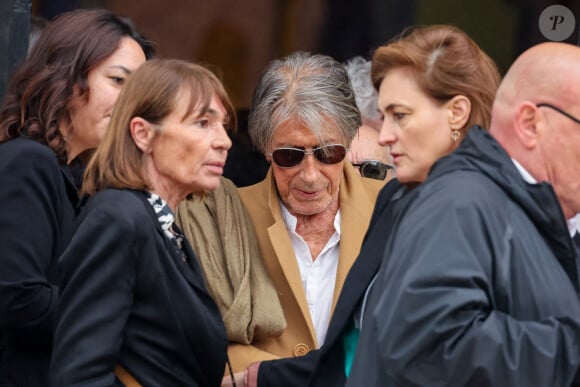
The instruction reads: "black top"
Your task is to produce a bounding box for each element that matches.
[348,127,580,386]
[50,189,228,387]
[0,137,78,386]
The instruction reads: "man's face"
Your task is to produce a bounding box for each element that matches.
[268,118,345,217]
[536,102,580,218]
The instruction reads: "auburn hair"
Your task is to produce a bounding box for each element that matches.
[372,24,501,129]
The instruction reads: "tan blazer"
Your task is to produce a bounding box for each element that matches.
[230,162,383,371]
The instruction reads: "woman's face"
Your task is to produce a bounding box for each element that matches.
[148,92,232,197]
[377,67,456,184]
[68,37,147,161]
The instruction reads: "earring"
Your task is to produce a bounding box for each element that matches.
[451,130,460,142]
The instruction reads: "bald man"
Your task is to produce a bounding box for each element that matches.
[347,42,580,387]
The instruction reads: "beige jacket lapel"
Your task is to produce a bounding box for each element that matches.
[263,171,318,343]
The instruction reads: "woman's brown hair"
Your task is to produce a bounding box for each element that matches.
[371,24,501,130]
[0,9,154,163]
[82,58,236,196]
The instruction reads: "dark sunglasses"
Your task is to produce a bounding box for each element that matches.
[268,144,348,168]
[537,103,580,124]
[352,160,394,181]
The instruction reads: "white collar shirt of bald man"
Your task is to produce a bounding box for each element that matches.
[280,201,341,347]
[569,214,580,241]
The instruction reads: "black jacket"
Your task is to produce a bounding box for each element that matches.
[348,126,580,387]
[257,179,404,386]
[50,189,228,387]
[0,137,77,386]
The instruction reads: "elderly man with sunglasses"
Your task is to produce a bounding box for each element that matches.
[226,52,385,378]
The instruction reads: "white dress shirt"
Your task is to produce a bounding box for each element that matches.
[280,203,341,346]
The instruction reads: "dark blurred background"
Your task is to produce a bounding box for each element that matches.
[1,0,579,186]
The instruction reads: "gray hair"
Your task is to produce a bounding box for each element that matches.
[248,51,361,154]
[344,56,381,121]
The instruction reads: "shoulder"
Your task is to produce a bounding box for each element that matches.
[387,172,505,268]
[339,171,383,216]
[0,137,59,172]
[73,190,162,257]
[0,136,52,154]
[238,175,270,204]
[402,170,507,232]
[0,138,68,203]
[237,175,277,227]
[87,189,149,212]
[418,170,502,206]
[360,176,386,197]
[341,162,383,202]
[239,177,268,194]
[81,189,153,229]
[376,179,402,204]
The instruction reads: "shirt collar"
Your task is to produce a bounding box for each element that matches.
[569,214,580,237]
[511,158,536,184]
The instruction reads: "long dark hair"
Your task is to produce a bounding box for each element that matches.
[0,9,155,163]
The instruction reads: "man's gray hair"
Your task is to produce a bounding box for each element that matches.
[248,51,361,154]
[344,56,381,122]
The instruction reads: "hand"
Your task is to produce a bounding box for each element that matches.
[221,370,247,387]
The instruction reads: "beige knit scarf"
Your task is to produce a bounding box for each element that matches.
[176,177,286,344]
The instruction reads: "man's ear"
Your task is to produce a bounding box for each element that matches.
[447,95,471,131]
[130,117,156,154]
[513,102,539,149]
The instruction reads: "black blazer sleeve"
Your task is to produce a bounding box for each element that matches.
[50,201,139,386]
[257,349,320,387]
[0,142,66,344]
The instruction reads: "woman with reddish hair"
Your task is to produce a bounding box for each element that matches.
[235,24,500,387]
